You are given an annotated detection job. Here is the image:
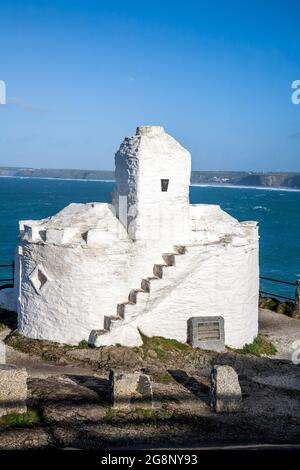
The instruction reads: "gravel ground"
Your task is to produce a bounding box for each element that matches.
[0,309,299,449]
[259,308,300,361]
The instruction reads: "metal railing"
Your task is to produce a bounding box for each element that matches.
[0,261,14,290]
[259,275,297,302]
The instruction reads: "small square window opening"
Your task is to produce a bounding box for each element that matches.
[161,179,169,192]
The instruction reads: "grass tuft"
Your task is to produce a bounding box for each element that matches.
[136,332,191,361]
[0,409,40,428]
[230,334,277,357]
[259,297,295,317]
[5,332,91,363]
[77,339,90,349]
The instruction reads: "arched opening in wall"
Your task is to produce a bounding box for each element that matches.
[161,179,169,192]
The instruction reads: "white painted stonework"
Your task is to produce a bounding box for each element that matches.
[0,126,259,348]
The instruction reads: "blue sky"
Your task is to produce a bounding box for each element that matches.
[0,0,299,171]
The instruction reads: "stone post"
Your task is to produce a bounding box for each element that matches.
[0,341,5,364]
[0,365,27,417]
[295,280,300,310]
[210,365,242,413]
[110,370,153,410]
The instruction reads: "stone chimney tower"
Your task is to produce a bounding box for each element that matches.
[113,126,191,242]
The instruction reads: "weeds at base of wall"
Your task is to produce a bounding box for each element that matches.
[228,334,277,357]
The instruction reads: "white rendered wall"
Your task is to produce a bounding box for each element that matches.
[18,240,132,344]
[136,242,259,348]
[14,126,259,348]
[16,200,186,344]
[101,240,259,349]
[114,126,191,243]
[17,237,184,344]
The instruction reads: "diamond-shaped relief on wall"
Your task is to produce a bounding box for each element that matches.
[29,264,49,294]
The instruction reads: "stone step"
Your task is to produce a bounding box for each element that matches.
[104,315,123,330]
[88,329,108,345]
[174,245,186,255]
[90,245,188,345]
[141,277,159,293]
[89,323,143,348]
[153,264,168,278]
[128,288,148,304]
[117,301,136,319]
[162,253,176,266]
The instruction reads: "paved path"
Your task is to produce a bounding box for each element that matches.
[0,328,95,378]
[2,310,300,377]
[259,308,300,362]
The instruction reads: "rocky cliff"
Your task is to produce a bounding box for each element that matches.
[1,167,300,189]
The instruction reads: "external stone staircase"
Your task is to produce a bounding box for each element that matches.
[89,245,186,346]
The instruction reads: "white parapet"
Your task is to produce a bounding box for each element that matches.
[23,224,42,242]
[45,227,77,245]
[86,228,116,246]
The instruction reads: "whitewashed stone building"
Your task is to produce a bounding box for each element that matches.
[1,126,259,348]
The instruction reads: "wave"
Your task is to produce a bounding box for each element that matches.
[0,175,115,183]
[1,176,300,192]
[253,205,270,211]
[191,183,300,193]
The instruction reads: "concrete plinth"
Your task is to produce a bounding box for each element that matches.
[0,341,5,364]
[110,370,153,410]
[210,365,242,413]
[0,365,27,417]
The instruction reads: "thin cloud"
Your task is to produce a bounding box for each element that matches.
[7,98,54,113]
[288,130,300,140]
[127,75,136,83]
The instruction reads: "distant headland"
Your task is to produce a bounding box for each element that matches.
[1,166,300,189]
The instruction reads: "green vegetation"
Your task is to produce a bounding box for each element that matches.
[135,332,191,361]
[77,339,90,349]
[0,409,40,428]
[5,331,91,363]
[259,296,295,317]
[230,334,277,357]
[151,370,175,383]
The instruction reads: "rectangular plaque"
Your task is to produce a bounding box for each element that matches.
[187,316,225,352]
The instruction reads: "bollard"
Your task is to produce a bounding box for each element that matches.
[295,280,300,310]
[0,365,27,417]
[0,341,5,364]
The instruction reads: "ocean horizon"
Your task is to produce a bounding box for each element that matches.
[2,174,300,192]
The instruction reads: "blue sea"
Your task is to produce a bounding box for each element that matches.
[0,177,299,299]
